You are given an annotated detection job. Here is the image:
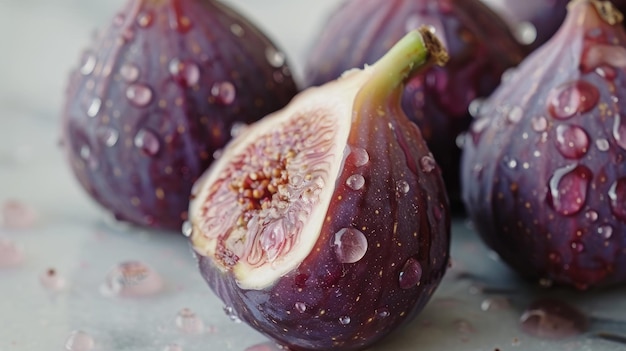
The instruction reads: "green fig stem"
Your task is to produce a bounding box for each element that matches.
[364,27,449,96]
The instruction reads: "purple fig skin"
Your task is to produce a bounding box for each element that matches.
[461,0,626,290]
[61,0,298,230]
[191,29,451,351]
[303,0,525,211]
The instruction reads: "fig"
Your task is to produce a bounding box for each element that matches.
[303,0,525,210]
[61,0,298,230]
[461,0,626,289]
[188,28,450,351]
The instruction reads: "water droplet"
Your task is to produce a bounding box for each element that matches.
[346,174,365,191]
[507,106,524,124]
[265,47,286,68]
[295,302,307,313]
[515,22,537,45]
[396,180,410,194]
[134,129,161,156]
[481,297,510,311]
[80,53,97,75]
[65,330,95,351]
[79,145,98,170]
[223,306,242,323]
[176,308,205,334]
[612,114,626,150]
[554,124,590,159]
[420,155,436,173]
[211,81,236,105]
[40,268,66,291]
[126,84,153,107]
[230,122,248,138]
[1,199,38,229]
[339,316,351,325]
[598,225,613,239]
[230,23,244,37]
[520,299,588,340]
[137,11,154,28]
[571,241,585,253]
[181,221,192,237]
[468,98,484,118]
[87,98,102,118]
[585,210,598,222]
[101,261,163,297]
[333,228,368,264]
[548,80,599,120]
[547,164,592,216]
[399,258,422,289]
[349,147,369,167]
[376,308,390,319]
[169,59,201,86]
[0,238,23,268]
[608,178,626,221]
[582,43,626,73]
[120,63,139,83]
[531,116,548,132]
[244,343,282,351]
[163,344,183,351]
[501,68,515,83]
[507,159,518,169]
[170,12,192,33]
[96,127,119,147]
[596,138,610,151]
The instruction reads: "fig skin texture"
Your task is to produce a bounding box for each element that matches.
[61,0,298,230]
[189,29,451,351]
[461,0,626,290]
[303,0,525,210]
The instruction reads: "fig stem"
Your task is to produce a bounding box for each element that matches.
[366,26,449,93]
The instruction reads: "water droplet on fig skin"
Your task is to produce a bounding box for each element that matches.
[515,21,538,45]
[554,124,590,159]
[96,126,119,147]
[223,306,242,323]
[120,63,139,83]
[136,11,154,28]
[532,116,548,132]
[230,122,248,138]
[134,129,161,156]
[598,225,613,239]
[211,81,236,105]
[613,114,626,150]
[519,299,588,340]
[295,302,307,313]
[126,84,153,107]
[0,238,24,267]
[596,138,610,151]
[547,164,592,216]
[420,155,436,173]
[80,53,97,75]
[585,210,598,222]
[396,180,410,194]
[169,59,200,86]
[548,80,600,120]
[507,106,524,124]
[176,308,205,334]
[339,316,351,325]
[348,147,369,167]
[87,98,102,118]
[399,258,422,289]
[345,174,365,191]
[230,23,244,37]
[609,178,626,221]
[333,228,368,264]
[100,261,163,298]
[468,98,484,118]
[65,330,95,351]
[265,47,286,68]
[40,268,66,291]
[181,220,192,237]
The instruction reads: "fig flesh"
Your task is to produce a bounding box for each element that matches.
[304,0,525,210]
[461,0,626,289]
[61,0,298,230]
[189,28,451,351]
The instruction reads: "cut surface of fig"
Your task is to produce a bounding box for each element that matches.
[190,28,450,351]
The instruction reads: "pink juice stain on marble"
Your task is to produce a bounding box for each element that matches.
[100,261,163,297]
[520,298,588,340]
[0,237,24,267]
[175,308,205,334]
[244,342,286,351]
[65,330,95,351]
[1,199,38,229]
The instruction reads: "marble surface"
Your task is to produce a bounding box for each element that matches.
[0,1,625,351]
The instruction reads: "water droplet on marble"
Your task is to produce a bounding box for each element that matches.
[598,225,613,239]
[346,174,365,191]
[96,127,119,147]
[596,138,610,151]
[65,330,95,351]
[169,59,200,86]
[265,47,285,68]
[223,306,242,323]
[520,299,588,340]
[134,129,161,156]
[126,84,153,106]
[101,261,163,297]
[548,80,599,120]
[468,98,484,118]
[481,297,510,311]
[420,155,436,173]
[555,124,589,159]
[609,178,626,221]
[531,116,548,132]
[1,199,38,229]
[87,98,102,118]
[120,63,139,83]
[176,308,205,334]
[181,221,192,237]
[230,23,244,37]
[333,228,368,264]
[80,53,97,75]
[339,316,351,325]
[547,164,592,216]
[0,238,23,268]
[507,106,524,124]
[211,81,236,105]
[349,147,369,167]
[399,258,422,289]
[295,302,307,313]
[585,210,598,222]
[137,11,154,28]
[40,268,66,291]
[515,22,537,45]
[163,344,183,351]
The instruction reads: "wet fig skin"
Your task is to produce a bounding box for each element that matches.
[61,0,298,230]
[191,29,451,351]
[461,0,626,289]
[304,0,525,210]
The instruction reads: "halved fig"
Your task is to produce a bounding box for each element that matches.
[188,28,451,351]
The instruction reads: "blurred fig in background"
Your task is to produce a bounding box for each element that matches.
[61,0,298,230]
[462,0,626,289]
[304,0,525,210]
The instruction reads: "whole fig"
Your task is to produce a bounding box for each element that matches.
[461,0,626,289]
[188,29,450,351]
[61,0,298,230]
[304,0,525,210]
